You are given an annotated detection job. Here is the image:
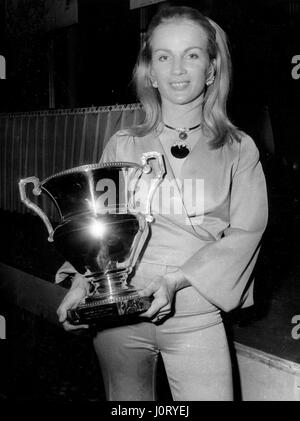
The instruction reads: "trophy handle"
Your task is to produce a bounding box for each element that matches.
[140,152,165,222]
[18,176,54,242]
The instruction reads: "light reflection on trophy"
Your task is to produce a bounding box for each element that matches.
[18,152,165,325]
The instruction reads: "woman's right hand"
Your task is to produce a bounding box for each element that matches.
[57,273,90,332]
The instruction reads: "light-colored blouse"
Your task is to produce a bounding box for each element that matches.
[55,127,268,321]
[99,128,268,315]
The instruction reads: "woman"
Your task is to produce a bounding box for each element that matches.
[57,5,268,401]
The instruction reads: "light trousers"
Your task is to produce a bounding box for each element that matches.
[93,314,233,401]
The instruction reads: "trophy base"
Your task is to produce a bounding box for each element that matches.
[67,291,152,325]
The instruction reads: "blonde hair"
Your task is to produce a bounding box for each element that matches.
[126,5,241,148]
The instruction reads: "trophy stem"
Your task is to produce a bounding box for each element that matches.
[66,268,152,325]
[88,269,131,298]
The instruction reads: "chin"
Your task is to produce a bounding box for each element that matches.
[171,97,199,106]
[168,92,204,106]
[167,94,191,104]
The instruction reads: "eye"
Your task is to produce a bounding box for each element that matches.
[186,53,199,60]
[158,55,169,62]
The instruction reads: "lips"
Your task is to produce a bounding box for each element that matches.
[170,81,190,90]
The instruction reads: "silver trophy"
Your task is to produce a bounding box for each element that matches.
[18,152,165,325]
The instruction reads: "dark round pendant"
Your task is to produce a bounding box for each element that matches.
[179,131,188,140]
[171,145,190,159]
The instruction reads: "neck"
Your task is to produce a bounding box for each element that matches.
[161,97,204,128]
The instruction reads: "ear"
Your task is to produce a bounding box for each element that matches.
[206,59,216,86]
[148,67,158,88]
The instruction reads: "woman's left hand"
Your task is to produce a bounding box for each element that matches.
[138,270,190,323]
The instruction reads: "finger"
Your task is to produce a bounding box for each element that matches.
[138,284,157,298]
[57,301,75,323]
[152,315,163,323]
[139,297,168,318]
[62,320,89,331]
[57,307,67,323]
[152,313,166,323]
[151,306,172,323]
[140,300,172,321]
[156,304,171,315]
[138,277,163,297]
[155,310,171,318]
[57,292,86,323]
[57,303,79,323]
[139,302,161,318]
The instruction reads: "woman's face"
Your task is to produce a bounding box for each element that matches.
[150,19,213,108]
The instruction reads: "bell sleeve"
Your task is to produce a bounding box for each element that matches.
[180,136,268,312]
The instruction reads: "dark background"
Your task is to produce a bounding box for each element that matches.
[0,0,300,402]
[1,0,300,164]
[0,0,299,108]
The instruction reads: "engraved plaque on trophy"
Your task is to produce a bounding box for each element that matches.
[18,152,165,325]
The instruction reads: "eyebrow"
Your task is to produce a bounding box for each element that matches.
[153,46,204,53]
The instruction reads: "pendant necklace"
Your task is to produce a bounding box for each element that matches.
[164,122,202,159]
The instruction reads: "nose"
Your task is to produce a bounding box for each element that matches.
[172,57,186,75]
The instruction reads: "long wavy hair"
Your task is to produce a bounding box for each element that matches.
[126,5,241,148]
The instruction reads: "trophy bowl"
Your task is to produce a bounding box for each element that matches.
[18,152,165,325]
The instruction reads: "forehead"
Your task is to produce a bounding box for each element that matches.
[150,19,208,51]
